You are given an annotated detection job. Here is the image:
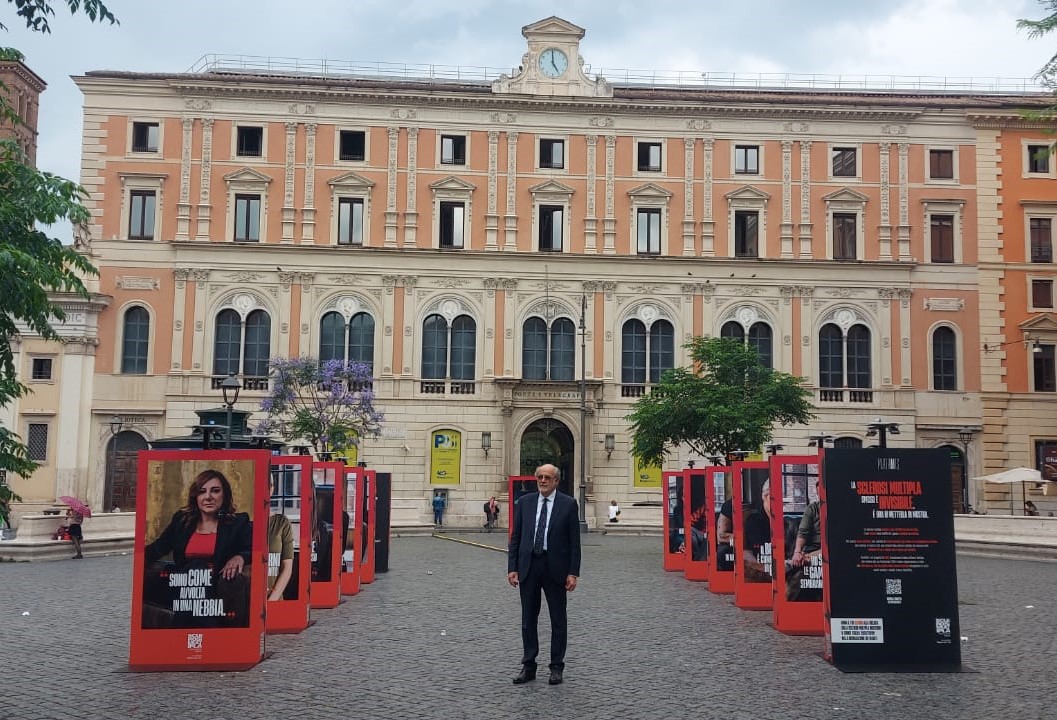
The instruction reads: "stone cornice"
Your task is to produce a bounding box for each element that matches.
[967,111,1057,130]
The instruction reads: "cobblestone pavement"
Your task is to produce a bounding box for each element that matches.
[2,534,1056,720]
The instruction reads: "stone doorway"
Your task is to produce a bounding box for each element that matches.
[519,418,574,496]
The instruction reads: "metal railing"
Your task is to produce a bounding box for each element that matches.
[210,375,269,391]
[186,54,1046,95]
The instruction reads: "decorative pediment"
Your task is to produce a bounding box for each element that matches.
[628,182,673,199]
[223,167,272,184]
[528,179,575,196]
[822,187,868,203]
[724,185,771,202]
[328,171,375,190]
[522,16,585,39]
[429,176,476,193]
[1020,313,1057,333]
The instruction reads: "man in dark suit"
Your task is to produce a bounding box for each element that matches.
[507,463,581,685]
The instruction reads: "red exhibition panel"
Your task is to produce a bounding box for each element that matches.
[508,475,537,539]
[309,461,346,608]
[266,456,314,634]
[340,466,364,596]
[705,466,734,594]
[129,449,270,672]
[683,468,709,581]
[361,469,377,584]
[732,460,773,610]
[662,470,685,571]
[769,455,825,636]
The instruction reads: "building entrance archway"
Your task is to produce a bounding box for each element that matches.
[519,418,574,496]
[105,430,148,512]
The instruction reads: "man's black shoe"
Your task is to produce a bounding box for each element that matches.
[548,669,563,685]
[512,666,536,684]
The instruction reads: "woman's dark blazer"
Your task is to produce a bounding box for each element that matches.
[145,510,252,569]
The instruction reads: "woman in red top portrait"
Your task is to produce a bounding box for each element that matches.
[143,469,252,628]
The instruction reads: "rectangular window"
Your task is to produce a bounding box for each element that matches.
[337,198,364,246]
[439,201,465,249]
[636,208,661,254]
[1028,144,1051,174]
[734,210,759,258]
[440,135,466,165]
[540,139,564,169]
[236,126,264,158]
[339,130,365,162]
[539,205,563,252]
[929,149,954,179]
[833,213,857,260]
[930,214,955,263]
[1032,279,1054,309]
[27,423,48,462]
[31,358,52,381]
[234,194,261,242]
[129,190,156,240]
[1031,218,1053,263]
[131,121,159,153]
[637,142,662,172]
[832,147,857,177]
[734,145,759,174]
[1035,344,1056,392]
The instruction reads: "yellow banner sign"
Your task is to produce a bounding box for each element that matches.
[430,429,462,485]
[633,455,662,488]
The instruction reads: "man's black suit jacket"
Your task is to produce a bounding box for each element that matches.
[508,491,581,583]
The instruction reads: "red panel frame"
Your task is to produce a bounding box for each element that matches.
[705,466,734,593]
[662,470,685,571]
[309,461,345,608]
[266,456,314,634]
[129,449,270,672]
[683,468,709,581]
[508,475,537,539]
[340,466,365,596]
[732,460,773,610]
[769,454,825,636]
[361,469,377,584]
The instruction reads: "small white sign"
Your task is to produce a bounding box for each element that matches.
[831,618,884,644]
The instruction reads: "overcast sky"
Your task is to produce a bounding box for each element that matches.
[3,0,1055,218]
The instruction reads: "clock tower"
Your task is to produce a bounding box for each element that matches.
[492,16,612,98]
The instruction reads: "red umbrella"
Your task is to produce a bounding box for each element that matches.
[59,496,92,518]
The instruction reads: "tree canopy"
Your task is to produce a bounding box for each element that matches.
[0,0,116,479]
[626,336,815,465]
[1019,1,1057,89]
[256,357,384,456]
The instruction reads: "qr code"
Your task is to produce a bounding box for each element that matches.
[885,579,902,596]
[187,633,204,650]
[935,618,951,636]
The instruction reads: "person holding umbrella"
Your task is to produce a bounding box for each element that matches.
[59,496,91,559]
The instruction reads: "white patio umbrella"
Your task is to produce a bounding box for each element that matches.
[972,467,1043,515]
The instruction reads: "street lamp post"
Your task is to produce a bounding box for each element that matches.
[765,443,784,456]
[221,373,242,449]
[865,418,900,449]
[807,433,834,449]
[958,427,975,513]
[107,415,123,511]
[578,293,588,534]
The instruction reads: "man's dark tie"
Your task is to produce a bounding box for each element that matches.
[533,497,549,555]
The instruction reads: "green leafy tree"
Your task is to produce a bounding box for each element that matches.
[627,336,815,465]
[256,358,384,456]
[0,0,117,478]
[1019,1,1057,89]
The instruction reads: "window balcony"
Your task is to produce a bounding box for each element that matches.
[418,380,476,395]
[210,375,270,391]
[621,384,647,398]
[818,388,874,404]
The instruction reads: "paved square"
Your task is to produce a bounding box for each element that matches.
[1,535,1055,719]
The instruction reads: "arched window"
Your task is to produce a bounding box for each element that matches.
[319,311,375,367]
[621,318,674,392]
[932,326,957,391]
[818,322,871,389]
[721,319,773,369]
[522,317,575,381]
[421,314,477,386]
[212,308,272,379]
[121,306,150,374]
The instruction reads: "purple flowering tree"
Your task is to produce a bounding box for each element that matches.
[257,357,383,455]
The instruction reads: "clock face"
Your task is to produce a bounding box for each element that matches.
[538,48,568,78]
